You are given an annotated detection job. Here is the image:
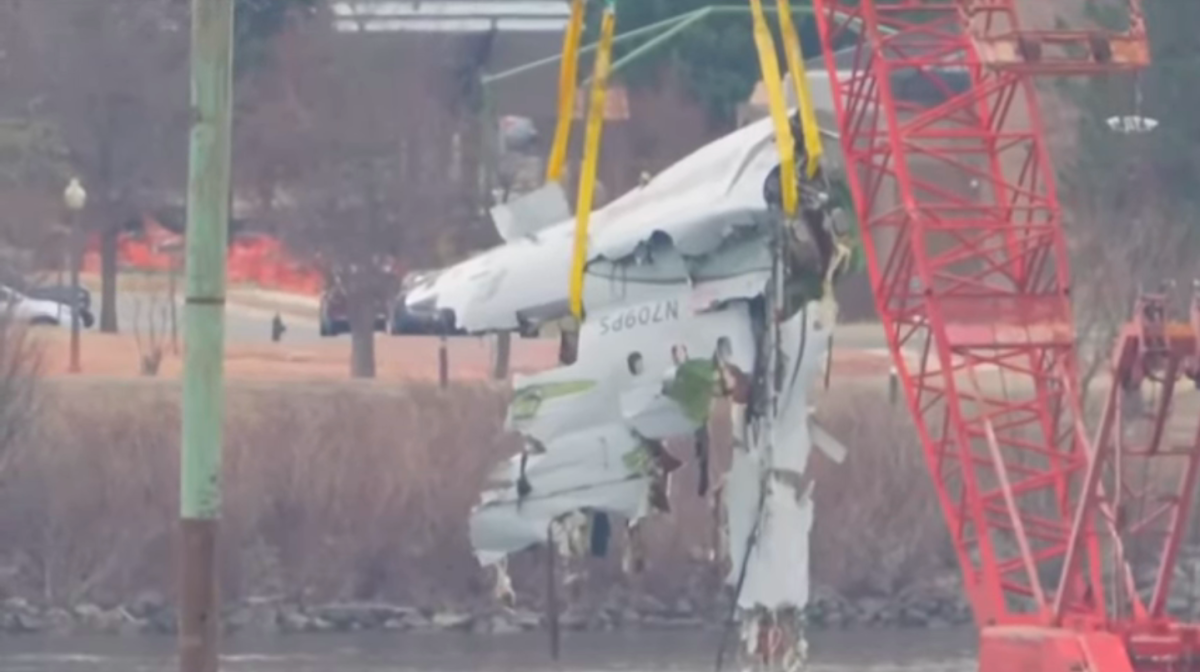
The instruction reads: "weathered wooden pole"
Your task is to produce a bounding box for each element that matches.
[493,332,511,380]
[546,527,561,660]
[179,0,234,670]
[438,333,450,388]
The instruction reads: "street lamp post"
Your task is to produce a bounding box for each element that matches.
[63,178,87,374]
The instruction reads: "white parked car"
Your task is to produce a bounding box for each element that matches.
[0,285,87,328]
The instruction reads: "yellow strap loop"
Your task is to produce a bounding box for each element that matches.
[567,5,616,320]
[749,0,797,216]
[546,0,586,183]
[775,0,824,178]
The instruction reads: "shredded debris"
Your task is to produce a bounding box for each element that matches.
[409,111,851,672]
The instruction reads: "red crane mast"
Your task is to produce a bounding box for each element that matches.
[812,1,1200,670]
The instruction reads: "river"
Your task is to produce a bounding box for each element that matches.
[0,629,975,672]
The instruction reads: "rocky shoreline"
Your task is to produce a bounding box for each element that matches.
[0,583,973,636]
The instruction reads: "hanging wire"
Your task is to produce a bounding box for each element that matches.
[1133,68,1144,120]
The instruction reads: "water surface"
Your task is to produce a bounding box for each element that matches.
[0,629,975,672]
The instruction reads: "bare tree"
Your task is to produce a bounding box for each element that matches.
[0,310,41,481]
[1064,134,1197,401]
[2,0,189,333]
[246,17,475,378]
[0,23,71,262]
[1070,211,1192,396]
[132,290,170,377]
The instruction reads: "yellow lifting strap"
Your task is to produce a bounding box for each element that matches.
[775,0,824,178]
[774,0,842,326]
[546,0,587,183]
[567,2,616,319]
[749,0,798,217]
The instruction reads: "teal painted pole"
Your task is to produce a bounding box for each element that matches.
[179,0,233,669]
[481,10,704,85]
[585,8,713,85]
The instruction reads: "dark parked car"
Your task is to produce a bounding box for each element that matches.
[386,268,465,336]
[388,271,464,336]
[318,286,386,337]
[388,296,457,336]
[389,296,431,335]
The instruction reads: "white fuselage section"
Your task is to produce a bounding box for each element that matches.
[405,114,788,333]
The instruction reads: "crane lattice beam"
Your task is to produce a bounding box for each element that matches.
[812,1,1200,670]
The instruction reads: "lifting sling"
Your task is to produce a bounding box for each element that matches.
[775,0,824,178]
[567,1,616,319]
[561,0,827,318]
[546,0,586,183]
[749,0,799,217]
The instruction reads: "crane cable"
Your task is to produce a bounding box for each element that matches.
[567,0,616,320]
[545,0,586,184]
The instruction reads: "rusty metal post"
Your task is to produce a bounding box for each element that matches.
[169,250,180,354]
[438,334,450,388]
[67,209,82,374]
[546,526,560,660]
[179,0,234,670]
[493,331,511,380]
[823,334,833,389]
[1190,280,1199,383]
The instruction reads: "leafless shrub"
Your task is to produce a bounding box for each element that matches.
[0,382,513,606]
[811,388,952,596]
[0,381,945,608]
[1059,82,1199,401]
[240,15,480,378]
[0,0,189,334]
[131,292,170,376]
[1069,206,1196,401]
[0,314,41,482]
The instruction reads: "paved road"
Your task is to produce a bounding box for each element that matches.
[96,294,1200,444]
[108,290,897,350]
[832,321,890,352]
[114,291,322,346]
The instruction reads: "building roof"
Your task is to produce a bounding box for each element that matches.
[332,1,571,33]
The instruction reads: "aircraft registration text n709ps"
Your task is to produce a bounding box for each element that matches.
[597,299,681,335]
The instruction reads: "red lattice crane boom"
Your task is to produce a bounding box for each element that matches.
[811,1,1200,670]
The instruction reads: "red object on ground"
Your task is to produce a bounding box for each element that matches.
[814,2,1200,671]
[81,217,326,296]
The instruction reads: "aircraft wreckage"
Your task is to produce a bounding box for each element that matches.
[405,108,853,671]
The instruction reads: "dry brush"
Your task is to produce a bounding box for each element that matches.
[0,381,952,611]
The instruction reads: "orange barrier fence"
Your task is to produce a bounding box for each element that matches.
[81,216,325,296]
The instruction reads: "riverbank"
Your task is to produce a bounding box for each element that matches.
[0,629,979,672]
[0,380,957,637]
[0,578,974,636]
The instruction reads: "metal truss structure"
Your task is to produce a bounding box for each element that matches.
[812,1,1200,669]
